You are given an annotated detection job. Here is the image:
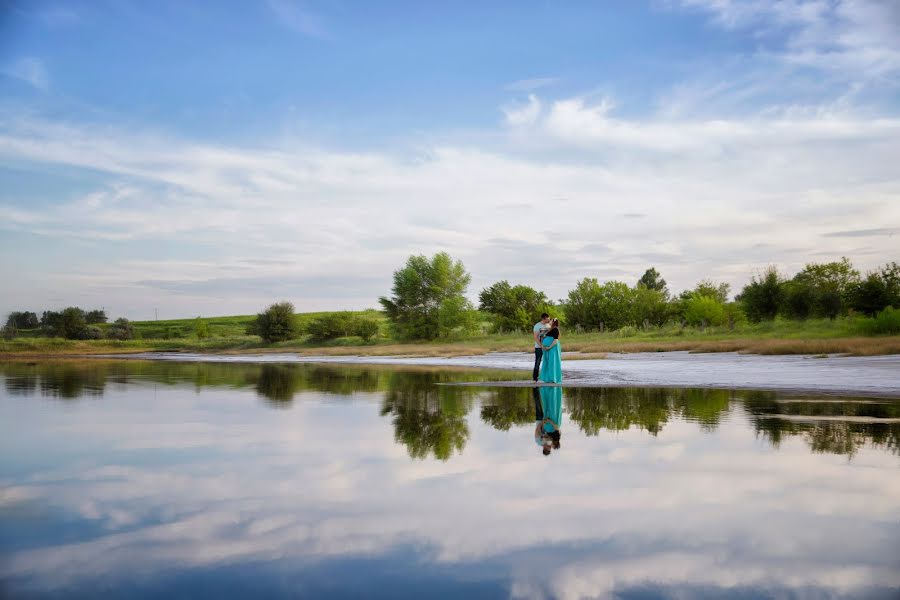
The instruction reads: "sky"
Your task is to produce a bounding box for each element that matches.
[1,0,899,320]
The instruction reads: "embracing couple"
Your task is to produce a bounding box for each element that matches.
[532,313,562,384]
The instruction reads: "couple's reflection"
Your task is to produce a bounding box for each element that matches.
[533,386,562,456]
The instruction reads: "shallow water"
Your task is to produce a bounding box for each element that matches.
[1,360,898,599]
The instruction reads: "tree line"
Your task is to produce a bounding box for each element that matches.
[378,252,900,339]
[2,308,137,341]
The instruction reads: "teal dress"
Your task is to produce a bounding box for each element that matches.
[540,386,562,433]
[539,332,562,383]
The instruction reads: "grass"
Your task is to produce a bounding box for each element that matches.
[2,313,899,358]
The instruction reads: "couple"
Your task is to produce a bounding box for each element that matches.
[532,313,562,384]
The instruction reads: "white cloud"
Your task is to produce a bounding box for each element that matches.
[502,94,542,126]
[505,77,559,92]
[3,57,49,90]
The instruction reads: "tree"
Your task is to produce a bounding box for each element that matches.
[631,285,670,327]
[737,267,784,322]
[478,280,553,332]
[379,252,472,340]
[59,307,88,340]
[637,267,668,294]
[85,310,108,324]
[565,279,633,331]
[6,311,39,329]
[690,279,730,304]
[40,310,63,337]
[683,295,726,327]
[353,317,380,342]
[253,302,299,343]
[848,262,900,316]
[783,258,859,319]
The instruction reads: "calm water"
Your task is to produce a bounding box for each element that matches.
[1,360,898,599]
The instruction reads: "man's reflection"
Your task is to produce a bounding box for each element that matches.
[533,386,562,455]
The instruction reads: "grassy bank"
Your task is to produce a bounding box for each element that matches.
[2,312,899,358]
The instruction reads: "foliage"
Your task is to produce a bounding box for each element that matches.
[478,280,553,332]
[106,318,136,340]
[683,295,726,326]
[630,285,670,327]
[738,266,784,322]
[75,325,104,340]
[688,279,730,304]
[253,301,299,343]
[379,252,472,340]
[848,262,900,316]
[6,311,39,329]
[307,312,383,342]
[85,310,108,324]
[782,258,859,319]
[59,307,88,340]
[565,279,633,331]
[1,323,16,340]
[194,317,210,340]
[637,267,668,294]
[40,310,63,337]
[857,307,900,335]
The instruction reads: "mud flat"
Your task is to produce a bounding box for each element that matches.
[97,351,900,397]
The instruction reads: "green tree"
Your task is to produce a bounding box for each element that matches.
[40,310,63,337]
[478,281,553,332]
[85,310,108,324]
[637,267,668,294]
[379,252,472,340]
[59,307,88,340]
[253,302,299,343]
[631,285,670,327]
[565,278,633,331]
[683,295,726,326]
[848,262,900,316]
[737,266,784,322]
[351,316,380,341]
[783,258,859,319]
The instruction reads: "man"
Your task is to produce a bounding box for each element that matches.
[532,312,551,382]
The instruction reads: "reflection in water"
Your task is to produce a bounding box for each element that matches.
[2,360,899,459]
[1,359,900,599]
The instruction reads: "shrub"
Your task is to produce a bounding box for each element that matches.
[194,317,210,340]
[254,302,299,343]
[75,326,104,340]
[1,323,16,340]
[352,317,380,341]
[859,306,900,335]
[106,318,135,340]
[307,312,356,341]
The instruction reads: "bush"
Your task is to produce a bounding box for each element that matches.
[683,295,726,327]
[254,302,299,343]
[40,310,63,337]
[848,262,900,316]
[75,326,104,340]
[106,318,135,341]
[352,317,380,341]
[859,306,900,335]
[194,317,210,340]
[1,324,17,340]
[307,312,355,341]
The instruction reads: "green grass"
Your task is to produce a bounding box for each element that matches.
[3,312,900,358]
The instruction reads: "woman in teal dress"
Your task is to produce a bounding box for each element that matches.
[539,319,562,384]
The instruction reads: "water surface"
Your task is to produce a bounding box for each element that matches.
[1,360,898,599]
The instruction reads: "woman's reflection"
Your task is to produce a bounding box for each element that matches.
[533,386,562,455]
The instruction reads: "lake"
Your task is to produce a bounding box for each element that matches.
[1,359,898,599]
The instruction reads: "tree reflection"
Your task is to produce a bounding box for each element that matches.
[566,387,673,436]
[380,372,473,461]
[479,387,535,431]
[743,392,900,458]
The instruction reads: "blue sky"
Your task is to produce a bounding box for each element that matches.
[1,0,899,319]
